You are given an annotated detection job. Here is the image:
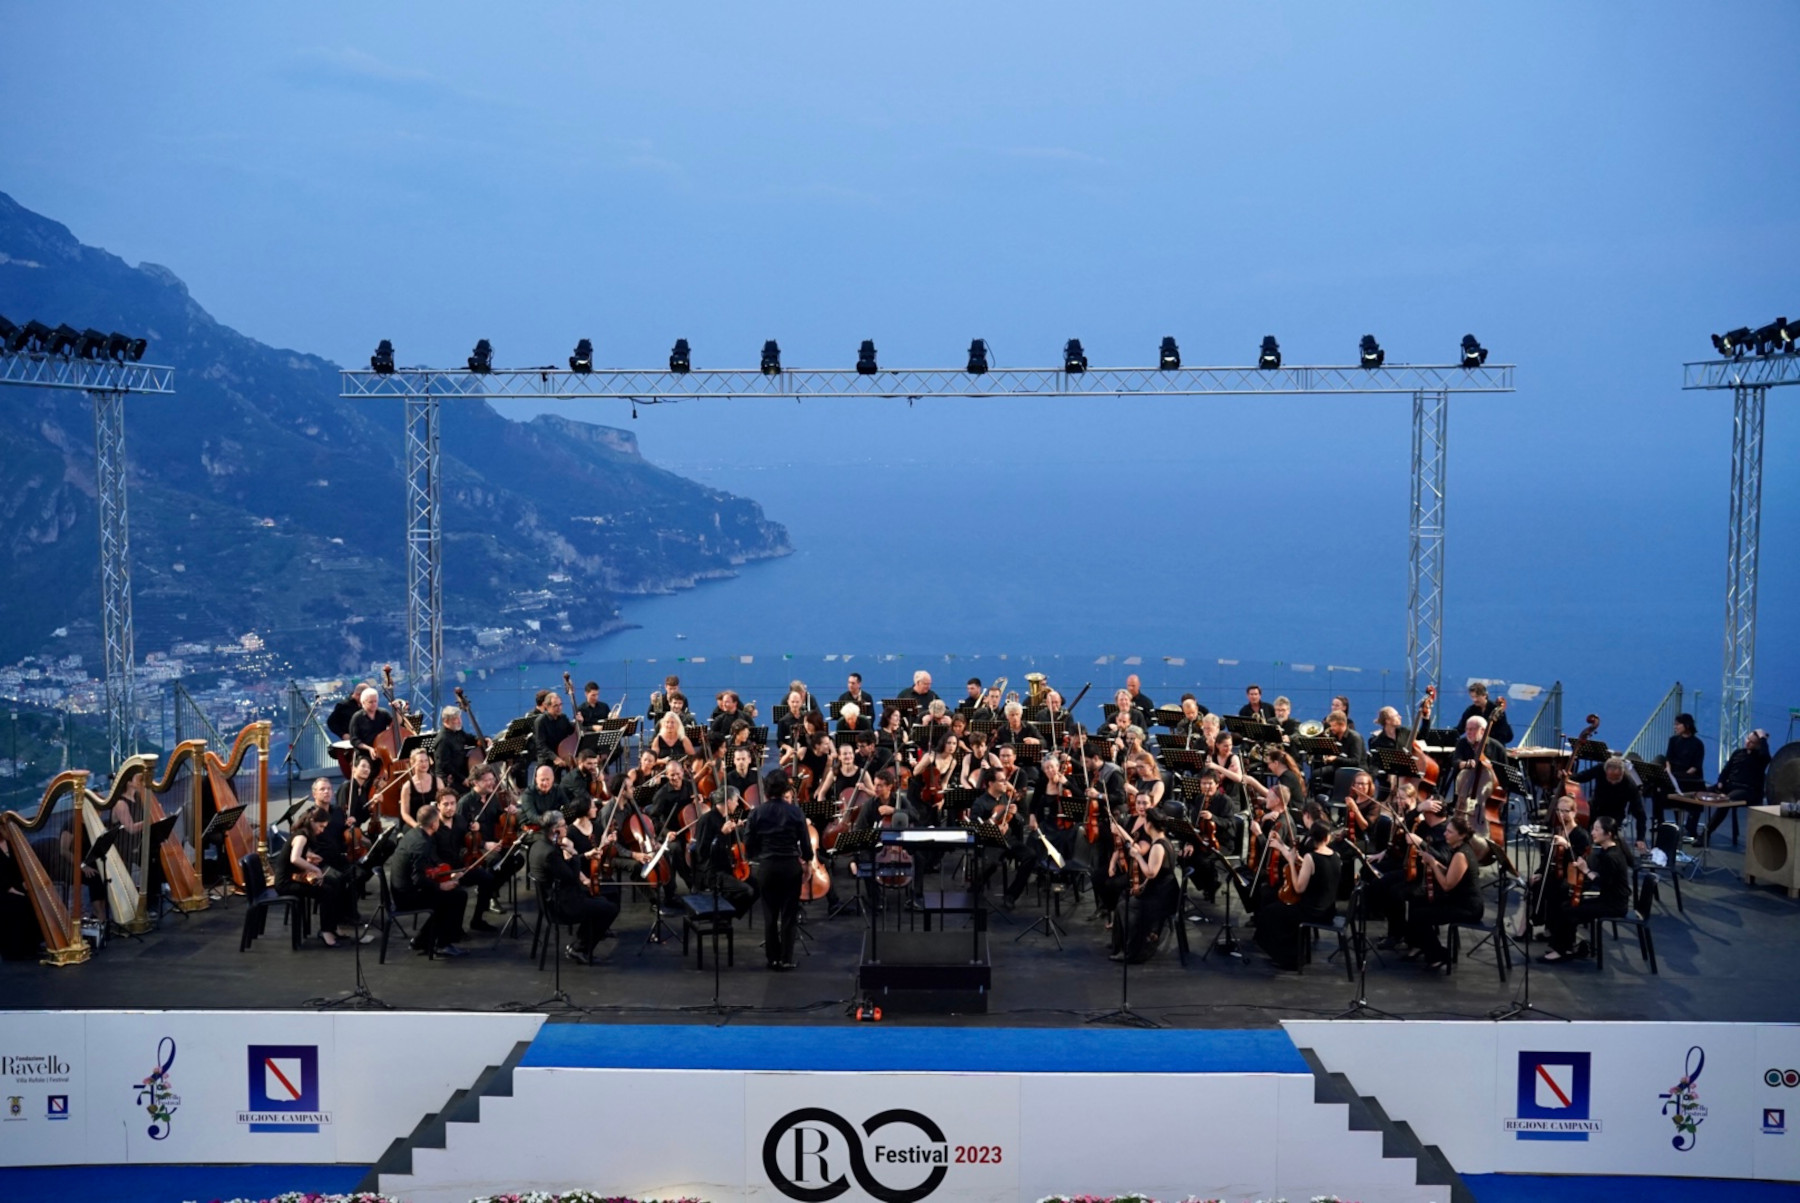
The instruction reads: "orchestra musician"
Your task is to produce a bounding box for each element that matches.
[1710,729,1772,846]
[1317,711,1368,792]
[835,701,871,736]
[956,677,984,715]
[337,750,378,832]
[1109,806,1179,964]
[745,769,812,971]
[534,691,577,769]
[274,806,363,946]
[1458,683,1512,744]
[326,681,375,743]
[1664,713,1706,837]
[1173,695,1209,741]
[647,712,696,768]
[518,762,567,828]
[1271,696,1300,739]
[1328,695,1355,729]
[559,747,604,811]
[1123,674,1156,721]
[898,670,940,710]
[1252,819,1341,971]
[993,701,1041,749]
[388,805,468,957]
[647,674,681,723]
[304,775,350,869]
[1206,731,1250,809]
[724,745,761,806]
[1124,752,1166,813]
[576,680,611,729]
[1181,769,1238,902]
[1401,813,1483,970]
[1368,707,1404,756]
[433,705,477,798]
[1240,684,1276,723]
[528,808,618,964]
[1571,756,1647,847]
[396,748,444,828]
[775,691,810,748]
[454,764,520,927]
[347,688,393,757]
[693,787,758,919]
[1446,715,1504,820]
[1518,793,1590,940]
[709,691,746,739]
[1542,815,1631,963]
[838,672,877,719]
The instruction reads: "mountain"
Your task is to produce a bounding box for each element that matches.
[0,190,789,677]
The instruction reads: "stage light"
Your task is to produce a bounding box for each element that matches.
[19,320,52,354]
[1460,333,1487,368]
[0,316,16,350]
[1063,338,1087,374]
[570,338,594,373]
[75,328,109,360]
[856,339,878,375]
[1780,317,1799,353]
[1159,337,1180,371]
[669,339,691,374]
[966,339,989,375]
[761,340,781,375]
[45,324,80,357]
[1752,318,1787,356]
[467,338,493,374]
[1711,327,1752,358]
[1258,336,1281,370]
[105,332,145,362]
[371,339,396,374]
[1358,335,1385,369]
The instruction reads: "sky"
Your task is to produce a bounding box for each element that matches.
[1,2,1796,744]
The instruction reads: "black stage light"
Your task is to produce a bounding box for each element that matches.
[467,338,493,374]
[1159,336,1180,371]
[1751,318,1787,356]
[856,339,878,375]
[669,338,691,374]
[1779,316,1799,354]
[19,320,53,354]
[1460,333,1488,368]
[1258,335,1281,370]
[570,338,594,373]
[75,328,109,360]
[761,340,782,375]
[371,339,396,374]
[1711,327,1752,358]
[966,339,989,375]
[1063,338,1087,374]
[104,332,133,362]
[46,324,80,357]
[1359,334,1385,369]
[0,315,17,351]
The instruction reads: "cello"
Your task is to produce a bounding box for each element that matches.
[1555,713,1601,825]
[453,686,490,774]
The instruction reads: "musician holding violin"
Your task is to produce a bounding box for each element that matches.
[1108,806,1179,964]
[528,808,619,965]
[692,787,758,919]
[1401,813,1483,971]
[274,804,364,947]
[453,764,521,929]
[745,769,813,971]
[1251,819,1341,971]
[1520,794,1591,940]
[389,805,469,958]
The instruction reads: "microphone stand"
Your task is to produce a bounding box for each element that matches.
[1088,824,1163,1029]
[1333,839,1399,1019]
[1490,825,1568,1022]
[306,828,397,1010]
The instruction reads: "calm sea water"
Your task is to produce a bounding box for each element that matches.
[453,398,1795,760]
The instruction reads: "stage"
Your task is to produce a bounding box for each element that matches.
[4,840,1795,1027]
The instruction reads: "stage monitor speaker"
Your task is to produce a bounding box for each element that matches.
[1744,805,1800,899]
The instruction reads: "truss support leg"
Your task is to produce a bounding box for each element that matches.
[404,391,443,721]
[91,389,136,775]
[1720,384,1765,770]
[1407,389,1448,707]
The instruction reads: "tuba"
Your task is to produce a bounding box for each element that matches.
[1025,673,1050,713]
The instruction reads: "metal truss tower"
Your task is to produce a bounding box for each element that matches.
[0,351,175,773]
[403,389,442,720]
[1684,353,1797,768]
[345,360,1516,714]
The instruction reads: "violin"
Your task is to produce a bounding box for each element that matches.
[729,797,753,882]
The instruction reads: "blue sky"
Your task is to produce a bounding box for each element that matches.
[2,2,1796,740]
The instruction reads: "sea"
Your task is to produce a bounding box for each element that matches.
[441,397,1798,763]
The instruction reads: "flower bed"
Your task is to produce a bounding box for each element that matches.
[196,1194,706,1203]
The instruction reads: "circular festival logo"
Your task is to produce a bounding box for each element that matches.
[762,1107,952,1203]
[1766,1069,1800,1088]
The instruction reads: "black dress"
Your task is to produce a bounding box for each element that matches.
[1254,846,1341,970]
[1117,837,1181,963]
[1404,843,1482,961]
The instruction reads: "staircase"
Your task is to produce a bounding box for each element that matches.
[355,1040,533,1194]
[1297,1046,1475,1203]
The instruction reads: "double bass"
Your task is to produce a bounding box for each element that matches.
[453,686,490,774]
[1405,686,1442,790]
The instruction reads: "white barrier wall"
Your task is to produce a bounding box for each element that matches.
[0,1010,544,1167]
[385,1067,1442,1203]
[1285,1020,1800,1183]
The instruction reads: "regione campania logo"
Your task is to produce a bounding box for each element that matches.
[239,1045,331,1133]
[1506,1051,1601,1141]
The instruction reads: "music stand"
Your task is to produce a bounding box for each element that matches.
[1012,741,1046,766]
[144,812,181,924]
[834,826,882,927]
[399,732,435,761]
[1567,737,1610,765]
[1291,736,1340,760]
[881,698,920,721]
[1421,726,1461,748]
[1162,748,1208,777]
[199,805,247,897]
[1371,748,1421,779]
[1237,720,1285,746]
[1151,707,1184,730]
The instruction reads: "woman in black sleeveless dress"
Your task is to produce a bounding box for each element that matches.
[1253,820,1342,971]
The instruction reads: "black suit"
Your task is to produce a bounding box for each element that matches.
[528,834,618,955]
[389,826,467,951]
[746,798,813,965]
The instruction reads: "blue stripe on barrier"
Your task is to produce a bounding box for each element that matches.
[520,1024,1308,1073]
[1466,1173,1800,1202]
[0,1163,369,1203]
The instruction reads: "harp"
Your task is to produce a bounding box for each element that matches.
[84,764,152,934]
[138,741,210,912]
[0,770,92,965]
[200,721,271,891]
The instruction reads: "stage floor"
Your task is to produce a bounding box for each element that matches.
[6,842,1795,1026]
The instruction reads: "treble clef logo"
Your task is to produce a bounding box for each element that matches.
[1660,1044,1707,1151]
[134,1036,181,1140]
